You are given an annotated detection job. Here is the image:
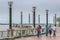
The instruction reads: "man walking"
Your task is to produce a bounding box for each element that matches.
[46,25,49,36]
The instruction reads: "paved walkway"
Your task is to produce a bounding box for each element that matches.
[15,27,60,40]
[15,33,60,40]
[19,36,60,40]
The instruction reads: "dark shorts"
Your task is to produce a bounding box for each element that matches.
[49,30,52,35]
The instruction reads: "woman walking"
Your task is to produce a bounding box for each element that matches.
[52,25,56,36]
[35,25,41,37]
[49,25,52,36]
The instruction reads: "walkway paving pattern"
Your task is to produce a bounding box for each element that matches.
[28,36,59,40]
[15,27,60,40]
[15,34,60,40]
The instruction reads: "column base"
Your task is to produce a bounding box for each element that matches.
[7,29,14,38]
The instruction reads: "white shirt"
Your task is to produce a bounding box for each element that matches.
[52,26,56,31]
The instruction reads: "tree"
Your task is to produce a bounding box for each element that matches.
[56,17,60,27]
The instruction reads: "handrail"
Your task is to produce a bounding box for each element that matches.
[0,27,46,39]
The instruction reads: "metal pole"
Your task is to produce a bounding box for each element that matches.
[46,9,49,36]
[53,16,55,25]
[29,13,30,25]
[38,15,40,25]
[55,14,56,26]
[46,9,48,26]
[53,14,56,26]
[32,6,36,27]
[21,11,23,24]
[8,1,14,40]
[8,1,13,29]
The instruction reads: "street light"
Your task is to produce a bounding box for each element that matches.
[38,15,40,25]
[55,14,56,26]
[20,11,23,28]
[8,1,13,8]
[53,14,56,26]
[46,9,49,36]
[28,13,30,29]
[32,6,36,27]
[8,1,13,29]
[46,9,48,26]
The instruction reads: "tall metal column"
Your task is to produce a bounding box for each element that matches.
[53,16,55,25]
[55,14,56,26]
[46,9,48,26]
[20,11,23,28]
[29,14,30,25]
[38,15,40,25]
[32,6,36,27]
[8,1,14,40]
[8,1,13,29]
[53,14,56,26]
[21,11,23,24]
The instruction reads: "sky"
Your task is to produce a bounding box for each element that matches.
[0,0,60,24]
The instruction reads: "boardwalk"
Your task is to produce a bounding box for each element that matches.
[15,27,60,40]
[15,33,60,40]
[0,27,60,40]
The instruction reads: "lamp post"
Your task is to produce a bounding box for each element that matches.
[46,9,48,26]
[53,14,56,26]
[29,13,30,25]
[45,9,49,36]
[21,11,23,24]
[20,11,23,28]
[8,1,14,40]
[38,15,40,25]
[53,15,55,25]
[8,1,13,29]
[32,6,36,27]
[55,14,56,26]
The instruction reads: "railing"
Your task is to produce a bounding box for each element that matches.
[13,28,37,37]
[0,27,46,40]
[13,27,45,37]
[0,31,8,38]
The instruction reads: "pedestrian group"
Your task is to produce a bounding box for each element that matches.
[35,24,56,37]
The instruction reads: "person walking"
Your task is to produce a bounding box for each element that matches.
[52,25,56,36]
[49,25,52,36]
[35,25,41,37]
[46,25,49,36]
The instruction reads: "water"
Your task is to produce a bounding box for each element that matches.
[0,25,21,38]
[0,25,9,31]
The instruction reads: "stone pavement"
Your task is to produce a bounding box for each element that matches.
[15,33,60,40]
[15,36,60,40]
[15,27,60,40]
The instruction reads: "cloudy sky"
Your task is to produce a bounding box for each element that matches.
[0,0,60,24]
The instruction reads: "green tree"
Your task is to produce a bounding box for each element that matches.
[56,17,60,27]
